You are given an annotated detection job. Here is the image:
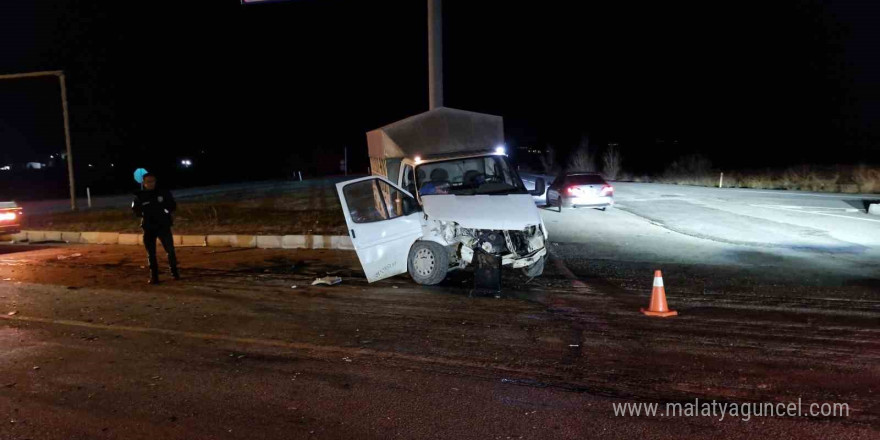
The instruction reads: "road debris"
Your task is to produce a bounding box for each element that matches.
[342,357,352,362]
[291,285,297,289]
[311,276,342,286]
[6,311,17,316]
[56,253,83,260]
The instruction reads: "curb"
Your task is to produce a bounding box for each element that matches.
[2,230,355,251]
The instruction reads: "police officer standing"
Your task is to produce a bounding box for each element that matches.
[132,173,180,284]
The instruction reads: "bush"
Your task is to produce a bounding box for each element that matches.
[655,154,716,186]
[666,154,713,177]
[602,145,622,180]
[853,164,880,193]
[567,135,597,173]
[780,166,839,192]
[539,145,559,176]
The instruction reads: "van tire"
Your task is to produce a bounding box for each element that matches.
[408,241,449,285]
[521,255,546,278]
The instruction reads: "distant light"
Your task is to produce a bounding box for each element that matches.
[495,145,506,155]
[0,212,16,221]
[110,164,115,167]
[0,166,9,171]
[414,156,422,164]
[181,159,192,167]
[50,155,55,159]
[88,164,94,168]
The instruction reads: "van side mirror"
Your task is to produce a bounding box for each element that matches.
[530,178,545,196]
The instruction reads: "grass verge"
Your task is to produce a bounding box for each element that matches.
[25,181,348,236]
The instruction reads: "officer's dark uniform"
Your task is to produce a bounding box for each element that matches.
[132,187,179,282]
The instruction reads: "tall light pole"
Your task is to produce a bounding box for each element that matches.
[0,70,77,210]
[428,0,443,110]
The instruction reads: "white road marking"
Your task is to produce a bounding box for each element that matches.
[699,188,869,199]
[753,205,861,213]
[750,204,880,223]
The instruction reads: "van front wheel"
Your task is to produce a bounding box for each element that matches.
[408,241,449,285]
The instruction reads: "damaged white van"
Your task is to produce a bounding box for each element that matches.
[335,108,548,285]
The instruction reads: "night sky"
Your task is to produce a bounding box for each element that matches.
[0,0,878,195]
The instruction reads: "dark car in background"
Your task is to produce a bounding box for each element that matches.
[0,201,23,235]
[546,173,614,211]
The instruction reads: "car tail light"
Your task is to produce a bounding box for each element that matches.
[567,186,578,195]
[0,212,16,222]
[600,184,614,196]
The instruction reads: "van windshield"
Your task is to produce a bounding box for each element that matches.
[416,155,527,196]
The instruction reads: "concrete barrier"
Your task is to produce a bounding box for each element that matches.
[256,235,283,249]
[118,234,142,246]
[61,232,81,243]
[282,235,307,249]
[330,235,355,250]
[309,235,331,249]
[6,230,354,250]
[869,204,880,216]
[180,235,207,247]
[80,232,120,245]
[230,235,257,248]
[27,231,63,242]
[43,231,63,242]
[208,235,257,248]
[207,235,232,247]
[25,231,46,242]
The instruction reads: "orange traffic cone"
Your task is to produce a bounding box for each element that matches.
[641,270,678,317]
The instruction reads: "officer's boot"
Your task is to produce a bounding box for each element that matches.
[168,248,180,280]
[148,253,160,285]
[148,266,160,285]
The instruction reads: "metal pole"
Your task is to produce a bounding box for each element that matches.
[0,70,62,81]
[719,172,724,188]
[428,0,443,109]
[0,70,76,210]
[59,72,77,210]
[86,187,91,208]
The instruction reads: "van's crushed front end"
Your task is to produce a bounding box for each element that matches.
[454,224,547,269]
[422,193,548,277]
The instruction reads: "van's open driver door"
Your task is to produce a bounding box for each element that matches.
[336,176,423,282]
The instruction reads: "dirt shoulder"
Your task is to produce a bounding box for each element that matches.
[1,243,877,430]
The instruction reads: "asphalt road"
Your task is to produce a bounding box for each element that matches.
[0,241,877,439]
[541,182,880,287]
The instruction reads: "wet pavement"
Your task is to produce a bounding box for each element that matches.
[0,244,877,439]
